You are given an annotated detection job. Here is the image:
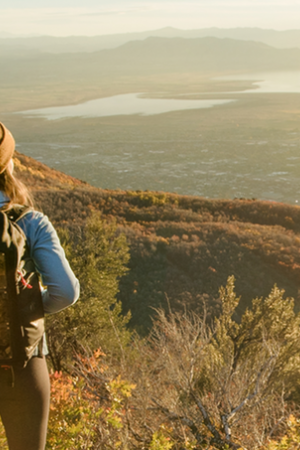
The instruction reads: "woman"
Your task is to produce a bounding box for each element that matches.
[0,122,80,450]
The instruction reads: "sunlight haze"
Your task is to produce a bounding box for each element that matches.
[0,0,299,36]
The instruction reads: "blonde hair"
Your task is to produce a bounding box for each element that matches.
[0,167,33,209]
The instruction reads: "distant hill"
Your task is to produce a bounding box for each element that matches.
[99,37,300,73]
[15,151,300,333]
[1,27,300,54]
[1,37,300,88]
[0,32,17,38]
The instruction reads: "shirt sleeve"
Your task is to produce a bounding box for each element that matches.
[17,210,80,314]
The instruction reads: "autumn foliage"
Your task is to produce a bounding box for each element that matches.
[14,151,300,334]
[44,278,300,449]
[6,152,300,449]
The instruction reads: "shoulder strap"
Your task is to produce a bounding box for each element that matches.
[2,205,32,223]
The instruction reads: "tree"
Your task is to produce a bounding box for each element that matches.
[45,277,300,448]
[46,212,131,371]
[132,277,300,448]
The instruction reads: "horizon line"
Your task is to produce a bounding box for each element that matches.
[2,25,300,39]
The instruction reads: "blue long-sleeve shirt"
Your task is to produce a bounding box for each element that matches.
[0,193,79,313]
[17,210,80,314]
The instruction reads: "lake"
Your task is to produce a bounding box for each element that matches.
[17,71,300,121]
[17,94,235,120]
[218,71,300,93]
[15,70,300,204]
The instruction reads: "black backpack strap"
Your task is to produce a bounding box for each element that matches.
[2,205,32,223]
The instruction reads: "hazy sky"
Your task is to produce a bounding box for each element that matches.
[0,0,299,36]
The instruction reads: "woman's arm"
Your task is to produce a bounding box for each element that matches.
[17,211,80,314]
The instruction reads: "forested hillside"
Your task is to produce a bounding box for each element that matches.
[10,151,300,449]
[15,151,300,333]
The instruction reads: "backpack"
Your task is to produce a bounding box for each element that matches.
[0,206,44,369]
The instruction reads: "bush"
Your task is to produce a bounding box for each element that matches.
[47,277,300,449]
[46,212,131,371]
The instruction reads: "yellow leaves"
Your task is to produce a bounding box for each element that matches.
[241,243,255,250]
[13,157,27,172]
[0,421,8,449]
[243,228,261,235]
[14,157,46,178]
[183,437,198,449]
[106,411,123,430]
[150,430,174,450]
[158,236,169,245]
[127,191,169,207]
[108,375,136,401]
[263,415,300,449]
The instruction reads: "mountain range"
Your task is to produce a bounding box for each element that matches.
[1,27,300,54]
[1,37,300,88]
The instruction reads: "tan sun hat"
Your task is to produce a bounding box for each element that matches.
[0,122,15,173]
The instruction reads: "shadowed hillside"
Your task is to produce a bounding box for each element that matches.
[15,151,300,332]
